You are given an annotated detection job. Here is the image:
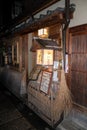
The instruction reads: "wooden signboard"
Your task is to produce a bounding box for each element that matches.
[40,70,52,94]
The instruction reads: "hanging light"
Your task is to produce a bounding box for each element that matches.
[38,28,48,38]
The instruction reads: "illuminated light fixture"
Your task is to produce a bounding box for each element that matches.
[38,28,48,38]
[36,49,53,66]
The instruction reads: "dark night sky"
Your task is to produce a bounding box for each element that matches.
[0,0,59,28]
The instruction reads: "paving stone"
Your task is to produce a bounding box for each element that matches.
[0,109,22,125]
[0,117,33,130]
[0,100,15,114]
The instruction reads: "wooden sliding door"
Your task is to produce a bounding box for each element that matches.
[69,24,87,107]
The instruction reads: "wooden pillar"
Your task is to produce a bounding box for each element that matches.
[19,36,22,72]
[24,34,28,79]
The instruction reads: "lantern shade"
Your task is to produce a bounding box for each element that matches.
[36,49,53,66]
[38,28,48,38]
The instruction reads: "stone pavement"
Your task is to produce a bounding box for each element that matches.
[0,86,52,130]
[0,88,34,130]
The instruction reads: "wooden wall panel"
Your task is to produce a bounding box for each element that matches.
[71,73,85,106]
[71,54,87,72]
[69,24,87,107]
[71,35,87,53]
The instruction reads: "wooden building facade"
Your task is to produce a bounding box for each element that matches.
[0,0,87,128]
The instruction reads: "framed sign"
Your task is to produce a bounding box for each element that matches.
[40,70,52,94]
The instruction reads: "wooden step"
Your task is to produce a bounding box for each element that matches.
[57,119,86,130]
[56,108,87,130]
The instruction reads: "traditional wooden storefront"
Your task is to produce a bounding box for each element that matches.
[0,1,77,128]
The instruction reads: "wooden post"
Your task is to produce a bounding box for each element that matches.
[19,36,22,72]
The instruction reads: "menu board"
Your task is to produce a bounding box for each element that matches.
[40,70,52,94]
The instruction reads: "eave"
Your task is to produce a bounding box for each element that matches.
[0,4,75,38]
